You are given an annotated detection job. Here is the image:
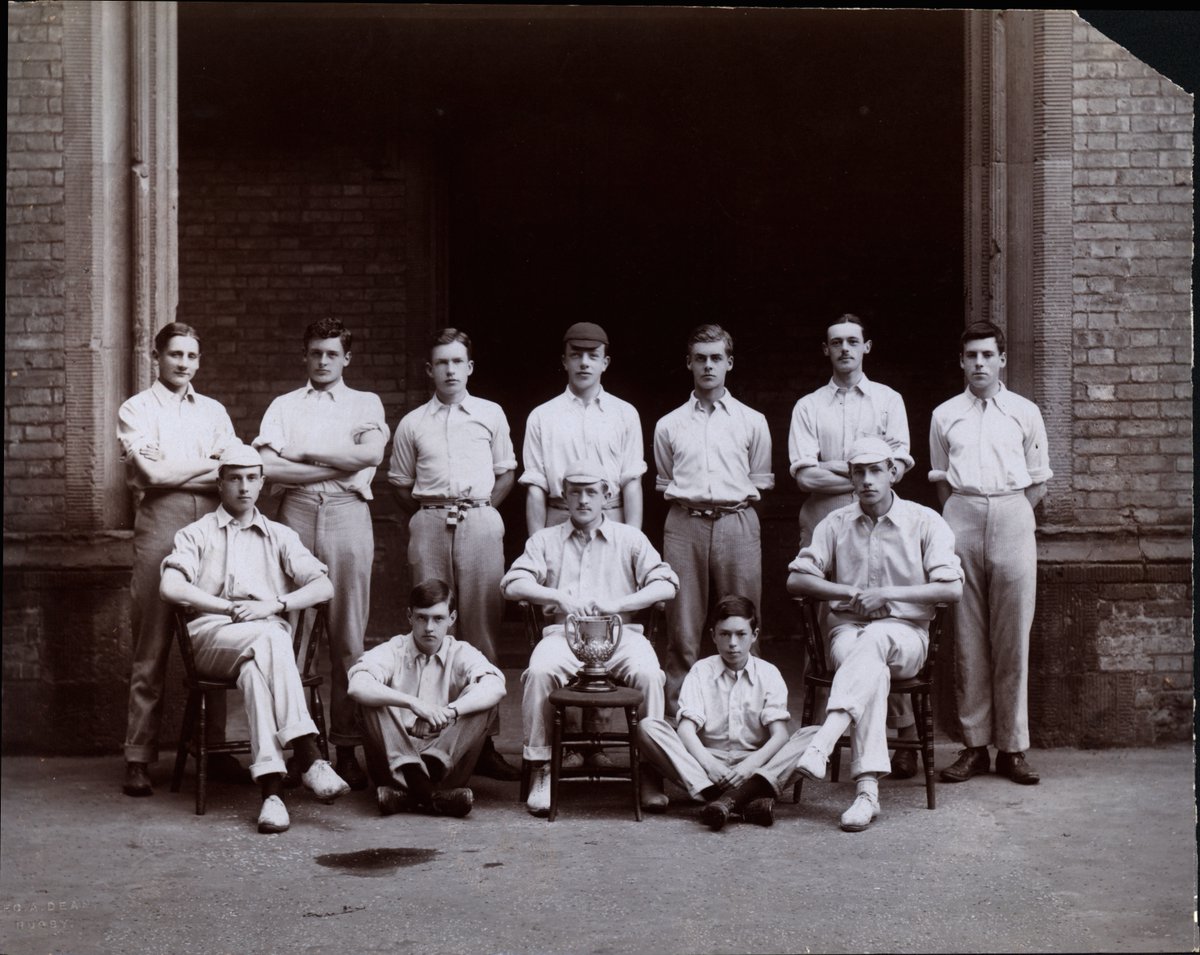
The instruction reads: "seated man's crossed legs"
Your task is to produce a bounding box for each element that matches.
[521,624,665,816]
[792,618,927,831]
[360,704,492,818]
[189,615,349,833]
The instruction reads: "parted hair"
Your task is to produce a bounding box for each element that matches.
[153,322,200,354]
[711,594,759,632]
[304,317,353,352]
[826,313,868,341]
[410,578,457,615]
[431,328,472,360]
[687,323,733,356]
[961,320,1006,355]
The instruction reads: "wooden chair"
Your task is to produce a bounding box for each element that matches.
[169,603,330,815]
[791,596,947,810]
[517,600,665,803]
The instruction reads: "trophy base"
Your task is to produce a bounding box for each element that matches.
[569,667,619,693]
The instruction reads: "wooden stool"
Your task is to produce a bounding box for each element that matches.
[544,685,644,822]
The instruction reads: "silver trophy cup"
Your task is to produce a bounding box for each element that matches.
[563,613,624,692]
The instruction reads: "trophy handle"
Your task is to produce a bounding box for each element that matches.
[609,615,623,651]
[564,612,580,652]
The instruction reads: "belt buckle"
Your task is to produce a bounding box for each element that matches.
[446,504,461,527]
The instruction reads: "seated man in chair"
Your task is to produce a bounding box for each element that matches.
[159,444,350,835]
[348,578,506,818]
[785,436,962,832]
[501,458,679,817]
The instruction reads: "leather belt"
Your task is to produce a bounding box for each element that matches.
[419,499,491,526]
[677,501,751,520]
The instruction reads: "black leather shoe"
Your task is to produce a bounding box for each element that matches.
[431,787,474,818]
[890,747,919,779]
[742,797,776,828]
[208,753,251,785]
[996,751,1040,785]
[473,739,521,781]
[123,761,153,797]
[336,754,370,792]
[940,746,990,783]
[699,793,736,831]
[377,786,416,816]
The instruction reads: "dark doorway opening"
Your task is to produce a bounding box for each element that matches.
[178,5,965,637]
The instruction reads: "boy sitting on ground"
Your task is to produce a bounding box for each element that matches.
[637,594,793,830]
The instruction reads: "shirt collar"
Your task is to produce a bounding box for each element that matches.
[214,505,270,533]
[854,492,912,529]
[151,378,196,404]
[822,373,872,402]
[690,390,734,414]
[962,381,1011,411]
[564,386,607,410]
[429,391,476,415]
[567,515,612,543]
[304,379,348,400]
[721,657,758,685]
[405,632,453,666]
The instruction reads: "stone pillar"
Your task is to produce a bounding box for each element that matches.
[963,10,1073,519]
[61,0,178,533]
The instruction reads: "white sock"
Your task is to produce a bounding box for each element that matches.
[855,774,880,801]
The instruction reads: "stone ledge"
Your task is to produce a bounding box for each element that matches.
[1036,524,1191,563]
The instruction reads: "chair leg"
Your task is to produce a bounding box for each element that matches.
[831,743,843,783]
[519,759,531,802]
[196,693,208,816]
[310,687,329,761]
[919,691,936,810]
[548,704,563,822]
[627,706,642,822]
[172,690,200,794]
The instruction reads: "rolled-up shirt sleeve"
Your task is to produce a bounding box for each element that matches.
[491,410,518,475]
[922,515,964,584]
[675,669,708,731]
[788,398,821,477]
[618,406,648,488]
[1023,407,1053,486]
[788,518,834,579]
[161,524,205,583]
[387,418,418,488]
[631,538,680,595]
[352,394,390,445]
[500,537,550,596]
[748,412,774,491]
[652,420,674,495]
[519,411,548,491]
[275,525,330,587]
[451,642,507,697]
[253,397,287,455]
[117,399,152,459]
[759,667,791,726]
[347,641,398,686]
[927,413,951,485]
[883,392,915,472]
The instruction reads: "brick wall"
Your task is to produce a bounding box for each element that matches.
[1071,19,1193,531]
[5,2,66,533]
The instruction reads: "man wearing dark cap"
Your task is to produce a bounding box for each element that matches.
[518,322,648,769]
[501,459,679,816]
[784,436,962,832]
[519,322,646,535]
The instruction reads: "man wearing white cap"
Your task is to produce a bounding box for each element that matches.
[159,443,351,834]
[784,436,962,832]
[501,459,680,816]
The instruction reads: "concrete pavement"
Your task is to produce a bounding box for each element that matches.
[2,736,1196,955]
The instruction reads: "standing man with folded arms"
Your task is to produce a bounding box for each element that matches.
[930,320,1051,786]
[787,313,920,776]
[118,322,240,798]
[654,324,773,713]
[387,328,520,781]
[255,318,389,791]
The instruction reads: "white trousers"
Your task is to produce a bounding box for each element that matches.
[189,615,318,780]
[520,626,664,762]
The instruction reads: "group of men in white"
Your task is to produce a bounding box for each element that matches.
[119,312,1050,835]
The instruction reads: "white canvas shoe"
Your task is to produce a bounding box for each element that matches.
[839,792,881,832]
[526,763,551,817]
[301,759,351,803]
[257,795,290,834]
[795,746,829,782]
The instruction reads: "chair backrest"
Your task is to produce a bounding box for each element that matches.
[171,608,202,686]
[520,600,667,652]
[793,596,948,682]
